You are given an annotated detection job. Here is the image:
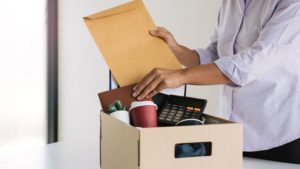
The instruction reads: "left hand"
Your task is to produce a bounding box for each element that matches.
[132,68,186,100]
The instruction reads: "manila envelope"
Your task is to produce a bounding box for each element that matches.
[83,0,182,87]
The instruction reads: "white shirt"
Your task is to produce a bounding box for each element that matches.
[196,0,300,151]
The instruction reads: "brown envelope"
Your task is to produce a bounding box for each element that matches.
[84,0,182,87]
[98,84,152,112]
[98,84,136,112]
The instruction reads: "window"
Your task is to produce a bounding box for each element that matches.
[0,0,57,155]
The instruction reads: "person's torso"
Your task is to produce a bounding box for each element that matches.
[217,0,300,151]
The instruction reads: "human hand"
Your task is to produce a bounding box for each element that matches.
[149,27,179,49]
[132,68,186,100]
[149,27,199,68]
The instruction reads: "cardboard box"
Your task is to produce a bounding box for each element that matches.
[100,111,243,169]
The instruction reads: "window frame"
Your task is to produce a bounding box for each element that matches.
[47,0,58,143]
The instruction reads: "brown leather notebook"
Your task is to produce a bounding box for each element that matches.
[99,84,152,112]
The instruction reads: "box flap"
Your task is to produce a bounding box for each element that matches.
[139,124,242,169]
[100,112,140,169]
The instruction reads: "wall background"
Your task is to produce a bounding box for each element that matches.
[58,0,222,145]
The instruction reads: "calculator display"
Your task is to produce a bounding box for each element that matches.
[167,95,205,108]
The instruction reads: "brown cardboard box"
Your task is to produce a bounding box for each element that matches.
[100,111,243,169]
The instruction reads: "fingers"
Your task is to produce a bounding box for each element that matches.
[146,82,167,99]
[132,69,157,98]
[132,68,183,100]
[157,26,170,33]
[137,75,163,100]
[149,29,169,40]
[132,68,168,100]
[149,26,172,40]
[149,26,178,49]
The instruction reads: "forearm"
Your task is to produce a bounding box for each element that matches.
[132,64,232,100]
[181,64,232,85]
[171,45,200,67]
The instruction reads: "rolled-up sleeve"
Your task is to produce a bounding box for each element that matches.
[215,1,300,86]
[195,27,219,65]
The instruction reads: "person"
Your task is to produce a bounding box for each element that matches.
[131,0,300,164]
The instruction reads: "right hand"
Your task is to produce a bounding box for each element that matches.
[149,27,200,67]
[149,27,179,49]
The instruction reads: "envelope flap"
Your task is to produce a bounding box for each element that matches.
[84,0,143,20]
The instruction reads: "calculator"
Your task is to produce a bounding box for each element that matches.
[153,94,207,126]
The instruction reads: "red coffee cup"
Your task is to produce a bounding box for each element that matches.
[129,101,158,128]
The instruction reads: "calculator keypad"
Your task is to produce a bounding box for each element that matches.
[158,103,202,125]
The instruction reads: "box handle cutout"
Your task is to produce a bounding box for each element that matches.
[174,142,212,158]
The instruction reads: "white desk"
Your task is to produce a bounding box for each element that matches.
[0,142,299,169]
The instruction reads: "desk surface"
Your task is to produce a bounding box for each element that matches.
[0,142,299,169]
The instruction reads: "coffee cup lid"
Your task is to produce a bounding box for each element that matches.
[129,101,157,111]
